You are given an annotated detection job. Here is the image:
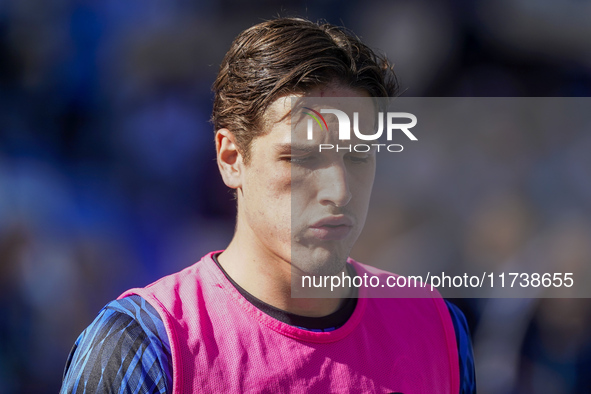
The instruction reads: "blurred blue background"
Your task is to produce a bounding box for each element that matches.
[1,0,591,392]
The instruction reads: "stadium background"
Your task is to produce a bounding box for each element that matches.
[1,0,591,392]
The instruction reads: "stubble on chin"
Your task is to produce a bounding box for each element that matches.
[290,244,349,276]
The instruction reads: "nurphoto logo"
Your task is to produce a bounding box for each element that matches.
[303,107,418,153]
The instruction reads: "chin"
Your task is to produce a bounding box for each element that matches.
[291,245,348,276]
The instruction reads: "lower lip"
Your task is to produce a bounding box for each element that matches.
[309,226,352,240]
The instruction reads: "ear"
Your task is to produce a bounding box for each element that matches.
[215,128,243,189]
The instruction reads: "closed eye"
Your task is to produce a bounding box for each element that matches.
[346,154,371,163]
[284,155,316,164]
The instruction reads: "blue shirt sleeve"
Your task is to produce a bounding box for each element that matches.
[445,300,477,394]
[60,295,172,394]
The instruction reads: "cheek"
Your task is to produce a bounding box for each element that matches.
[354,162,376,194]
[350,167,375,215]
[245,166,292,234]
[249,165,291,202]
[356,177,375,205]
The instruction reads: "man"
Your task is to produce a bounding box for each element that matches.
[61,17,475,393]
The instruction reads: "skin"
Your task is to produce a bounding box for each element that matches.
[216,85,376,317]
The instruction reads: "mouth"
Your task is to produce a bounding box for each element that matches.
[309,216,354,241]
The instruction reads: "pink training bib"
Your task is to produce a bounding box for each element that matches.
[119,252,459,393]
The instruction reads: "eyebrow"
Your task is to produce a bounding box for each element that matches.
[273,143,316,154]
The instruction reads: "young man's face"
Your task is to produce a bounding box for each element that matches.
[239,85,376,276]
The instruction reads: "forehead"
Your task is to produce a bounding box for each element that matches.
[262,85,372,130]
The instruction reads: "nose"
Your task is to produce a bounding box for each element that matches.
[317,162,352,208]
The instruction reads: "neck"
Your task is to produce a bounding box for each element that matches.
[218,226,349,317]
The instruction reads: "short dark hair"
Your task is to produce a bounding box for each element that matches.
[212,17,398,163]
